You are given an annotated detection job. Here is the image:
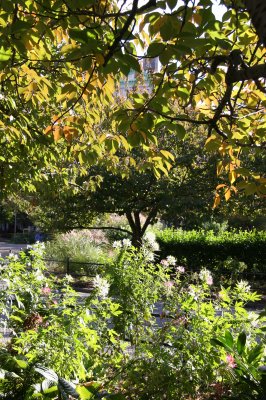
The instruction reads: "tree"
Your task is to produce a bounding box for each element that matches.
[18,128,221,246]
[0,0,265,199]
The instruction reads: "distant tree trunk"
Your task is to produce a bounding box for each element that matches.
[126,206,159,248]
[126,212,143,248]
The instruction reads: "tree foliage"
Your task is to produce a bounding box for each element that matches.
[18,131,220,245]
[0,0,265,200]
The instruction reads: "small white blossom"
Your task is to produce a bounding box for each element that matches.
[143,249,155,262]
[144,231,156,243]
[236,280,251,293]
[166,255,177,266]
[199,268,213,285]
[65,274,74,283]
[8,253,18,261]
[143,231,159,251]
[176,266,185,273]
[35,270,45,281]
[122,238,132,248]
[113,240,122,249]
[188,285,198,300]
[93,275,110,298]
[164,280,174,293]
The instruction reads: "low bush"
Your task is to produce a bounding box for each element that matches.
[157,228,266,273]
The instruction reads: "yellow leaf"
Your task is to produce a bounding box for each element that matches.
[140,131,147,141]
[131,122,138,132]
[160,150,175,161]
[44,125,52,135]
[53,126,62,141]
[95,53,105,66]
[229,171,237,184]
[212,194,220,209]
[193,13,202,25]
[216,183,226,190]
[217,161,223,176]
[225,188,231,201]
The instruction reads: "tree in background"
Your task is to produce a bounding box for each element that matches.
[16,127,220,246]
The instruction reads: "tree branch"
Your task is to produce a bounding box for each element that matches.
[65,226,132,235]
[226,63,266,84]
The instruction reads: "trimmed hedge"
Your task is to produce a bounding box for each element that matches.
[156,229,266,272]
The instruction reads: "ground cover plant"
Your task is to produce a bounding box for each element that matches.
[0,242,265,399]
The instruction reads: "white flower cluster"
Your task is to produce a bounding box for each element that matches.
[142,248,155,262]
[8,253,18,261]
[160,255,177,267]
[112,238,132,249]
[93,275,110,299]
[199,268,213,285]
[27,242,46,257]
[143,231,159,251]
[236,280,251,293]
[35,269,45,281]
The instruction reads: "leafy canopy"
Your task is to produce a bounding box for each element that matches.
[0,0,265,200]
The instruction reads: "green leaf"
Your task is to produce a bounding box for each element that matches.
[11,20,33,34]
[167,0,178,10]
[76,386,94,399]
[43,386,58,394]
[15,358,28,369]
[120,54,141,73]
[247,345,264,364]
[237,332,246,355]
[210,337,232,351]
[172,124,186,139]
[224,331,234,348]
[0,46,12,61]
[147,42,165,57]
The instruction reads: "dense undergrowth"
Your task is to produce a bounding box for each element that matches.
[0,241,265,399]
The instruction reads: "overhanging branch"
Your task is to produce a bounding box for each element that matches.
[226,63,266,84]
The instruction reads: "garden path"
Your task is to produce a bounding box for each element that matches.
[0,242,26,257]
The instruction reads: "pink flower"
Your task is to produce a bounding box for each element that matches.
[226,354,237,368]
[164,281,174,290]
[176,266,185,273]
[160,259,169,267]
[42,287,51,295]
[206,276,213,285]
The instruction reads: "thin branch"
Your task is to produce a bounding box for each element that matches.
[65,226,132,235]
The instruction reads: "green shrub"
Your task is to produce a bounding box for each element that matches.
[157,228,266,273]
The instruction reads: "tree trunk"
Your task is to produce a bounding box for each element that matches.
[126,212,143,248]
[126,207,158,248]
